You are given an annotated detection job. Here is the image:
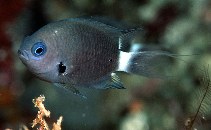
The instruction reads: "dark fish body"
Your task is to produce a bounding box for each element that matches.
[18,17,174,96]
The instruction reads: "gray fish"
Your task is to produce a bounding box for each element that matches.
[18,17,175,97]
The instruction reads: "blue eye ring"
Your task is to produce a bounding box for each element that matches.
[31,42,47,57]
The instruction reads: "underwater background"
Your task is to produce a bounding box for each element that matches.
[0,0,211,129]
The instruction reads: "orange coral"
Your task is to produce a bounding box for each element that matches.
[52,116,63,130]
[31,95,63,130]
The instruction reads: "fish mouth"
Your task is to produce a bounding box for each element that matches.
[18,50,29,61]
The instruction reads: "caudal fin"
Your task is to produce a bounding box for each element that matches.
[117,50,186,79]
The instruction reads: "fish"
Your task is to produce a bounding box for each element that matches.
[18,17,176,97]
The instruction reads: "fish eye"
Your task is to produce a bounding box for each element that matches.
[31,42,47,57]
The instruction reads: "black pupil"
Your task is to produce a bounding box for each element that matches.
[36,47,43,54]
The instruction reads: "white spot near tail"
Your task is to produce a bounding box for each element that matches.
[117,51,133,72]
[117,43,143,72]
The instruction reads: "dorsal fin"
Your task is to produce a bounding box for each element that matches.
[65,17,122,38]
[65,17,143,52]
[119,28,143,52]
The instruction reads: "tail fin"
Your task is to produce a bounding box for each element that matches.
[117,50,187,78]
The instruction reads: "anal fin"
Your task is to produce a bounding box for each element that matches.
[105,73,125,89]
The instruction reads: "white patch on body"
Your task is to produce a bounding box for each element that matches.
[117,43,143,72]
[117,51,133,72]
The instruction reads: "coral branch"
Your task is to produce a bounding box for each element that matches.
[52,116,63,130]
[31,95,62,130]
